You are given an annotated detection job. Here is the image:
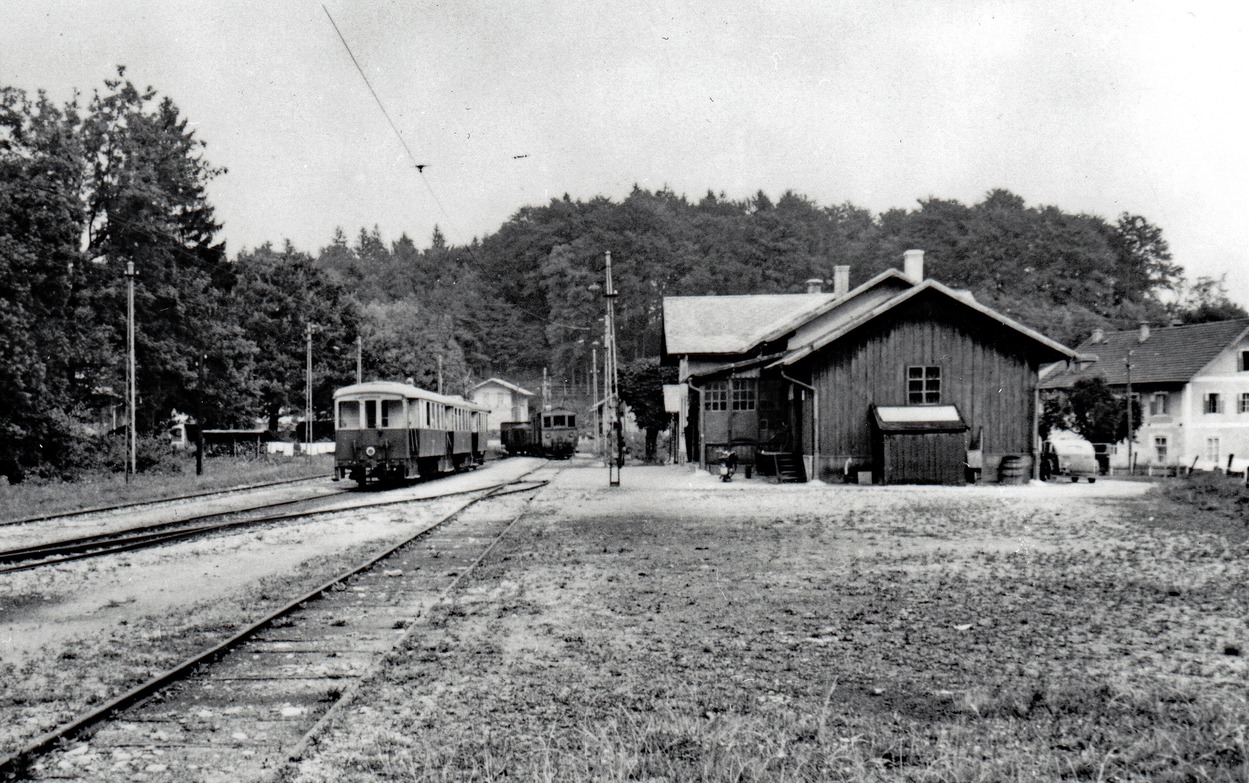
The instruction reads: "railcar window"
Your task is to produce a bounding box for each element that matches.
[567,414,577,428]
[383,400,405,428]
[365,400,377,429]
[338,401,361,429]
[543,415,552,428]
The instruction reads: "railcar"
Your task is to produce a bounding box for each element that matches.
[498,407,579,459]
[535,406,579,459]
[333,381,488,485]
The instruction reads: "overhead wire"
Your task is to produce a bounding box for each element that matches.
[321,5,592,333]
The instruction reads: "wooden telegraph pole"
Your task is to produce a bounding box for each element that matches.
[305,323,315,458]
[125,261,138,482]
[604,252,620,486]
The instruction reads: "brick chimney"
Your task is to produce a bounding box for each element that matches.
[805,278,824,294]
[903,249,924,283]
[1089,328,1105,344]
[833,265,850,297]
[1138,321,1150,343]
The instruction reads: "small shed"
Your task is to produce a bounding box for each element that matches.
[870,405,969,485]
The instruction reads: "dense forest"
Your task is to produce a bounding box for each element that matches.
[2,73,1244,481]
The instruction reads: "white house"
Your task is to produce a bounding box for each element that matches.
[470,378,535,434]
[1041,319,1249,472]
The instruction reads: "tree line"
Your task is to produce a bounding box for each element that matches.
[2,72,1242,481]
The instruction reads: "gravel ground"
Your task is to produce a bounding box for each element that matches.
[284,464,1249,782]
[0,458,545,758]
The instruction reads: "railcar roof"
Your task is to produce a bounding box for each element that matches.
[334,382,489,411]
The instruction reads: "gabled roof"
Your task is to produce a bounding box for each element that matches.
[1039,319,1249,388]
[773,279,1079,367]
[472,377,535,397]
[662,292,837,355]
[756,270,915,346]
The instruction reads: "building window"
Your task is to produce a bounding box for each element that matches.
[1204,393,1223,414]
[1240,350,1249,371]
[731,379,756,411]
[1241,393,1249,414]
[1149,393,1169,416]
[704,381,728,411]
[907,366,941,404]
[1154,436,1168,464]
[1206,437,1220,463]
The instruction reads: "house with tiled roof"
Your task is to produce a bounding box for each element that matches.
[663,250,1080,484]
[1040,319,1249,471]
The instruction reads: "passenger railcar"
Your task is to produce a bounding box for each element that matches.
[333,381,488,485]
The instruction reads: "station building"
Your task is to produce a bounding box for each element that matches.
[662,250,1081,484]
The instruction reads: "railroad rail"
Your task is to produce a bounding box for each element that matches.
[0,467,552,781]
[0,469,534,573]
[0,473,332,529]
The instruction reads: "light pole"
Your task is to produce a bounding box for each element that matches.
[125,261,138,482]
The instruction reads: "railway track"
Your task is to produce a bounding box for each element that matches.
[0,468,530,574]
[0,464,554,781]
[0,474,333,529]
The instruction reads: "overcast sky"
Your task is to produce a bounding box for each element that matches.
[3,1,1247,305]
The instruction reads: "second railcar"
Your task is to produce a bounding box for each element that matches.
[333,381,488,485]
[535,407,578,459]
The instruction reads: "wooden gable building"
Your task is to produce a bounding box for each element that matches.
[662,251,1080,484]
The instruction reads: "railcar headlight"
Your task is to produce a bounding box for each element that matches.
[365,446,376,457]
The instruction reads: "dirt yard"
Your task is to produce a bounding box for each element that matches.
[286,465,1249,782]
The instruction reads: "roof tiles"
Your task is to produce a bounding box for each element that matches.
[1040,319,1249,388]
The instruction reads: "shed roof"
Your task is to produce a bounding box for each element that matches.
[1039,319,1249,388]
[871,404,968,433]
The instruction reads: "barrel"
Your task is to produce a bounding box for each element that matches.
[998,455,1027,484]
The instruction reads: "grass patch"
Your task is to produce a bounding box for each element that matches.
[1154,472,1249,543]
[0,454,332,521]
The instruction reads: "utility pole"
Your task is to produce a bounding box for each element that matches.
[591,345,599,459]
[196,354,205,476]
[305,323,315,458]
[437,355,444,395]
[125,261,138,483]
[603,252,620,486]
[356,335,363,384]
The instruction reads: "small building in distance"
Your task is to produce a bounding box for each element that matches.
[663,251,1081,484]
[1040,319,1249,472]
[470,378,535,434]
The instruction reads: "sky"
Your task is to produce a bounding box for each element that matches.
[3,1,1247,306]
